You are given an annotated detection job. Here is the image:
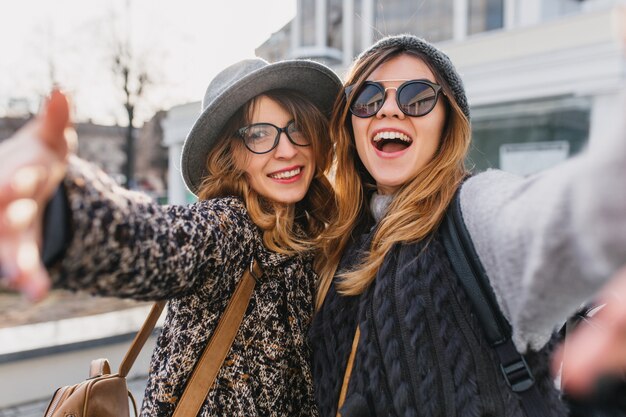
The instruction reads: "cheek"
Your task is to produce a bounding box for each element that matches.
[233,148,258,183]
[302,146,316,171]
[234,147,256,177]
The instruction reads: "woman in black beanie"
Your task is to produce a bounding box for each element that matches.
[310,34,626,417]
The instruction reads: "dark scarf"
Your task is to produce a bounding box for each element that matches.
[310,229,568,417]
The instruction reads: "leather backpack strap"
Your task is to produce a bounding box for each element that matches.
[336,325,361,417]
[118,301,167,377]
[173,260,261,417]
[90,358,112,377]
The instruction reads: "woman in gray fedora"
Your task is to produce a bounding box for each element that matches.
[0,58,341,416]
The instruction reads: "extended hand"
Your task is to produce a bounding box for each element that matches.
[554,266,626,395]
[0,90,74,301]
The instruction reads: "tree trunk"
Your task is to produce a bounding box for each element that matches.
[125,105,135,189]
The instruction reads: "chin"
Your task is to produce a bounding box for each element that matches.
[270,191,308,205]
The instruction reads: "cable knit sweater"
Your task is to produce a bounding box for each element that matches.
[310,230,569,417]
[49,157,319,417]
[311,100,626,416]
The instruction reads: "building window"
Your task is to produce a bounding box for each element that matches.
[352,0,363,57]
[468,0,504,35]
[301,0,317,46]
[542,0,583,21]
[328,0,343,50]
[469,97,590,176]
[373,0,453,43]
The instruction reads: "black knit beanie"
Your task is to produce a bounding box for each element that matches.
[357,34,470,119]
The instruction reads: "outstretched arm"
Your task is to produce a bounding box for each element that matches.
[459,94,626,352]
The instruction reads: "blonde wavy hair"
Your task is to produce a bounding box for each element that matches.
[197,89,336,255]
[316,49,471,309]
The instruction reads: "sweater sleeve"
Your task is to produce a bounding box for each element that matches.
[459,111,626,352]
[49,156,257,301]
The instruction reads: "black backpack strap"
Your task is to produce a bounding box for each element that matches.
[441,189,551,417]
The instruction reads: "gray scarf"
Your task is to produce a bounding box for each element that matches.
[369,192,395,223]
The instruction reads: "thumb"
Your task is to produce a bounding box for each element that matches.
[37,89,72,157]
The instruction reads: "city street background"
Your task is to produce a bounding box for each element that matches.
[2,0,626,414]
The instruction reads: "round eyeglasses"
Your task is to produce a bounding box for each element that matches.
[345,79,443,118]
[237,120,310,154]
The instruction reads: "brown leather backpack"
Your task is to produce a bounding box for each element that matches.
[43,358,138,417]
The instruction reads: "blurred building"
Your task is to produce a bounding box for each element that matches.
[0,116,168,196]
[162,101,201,205]
[0,116,30,140]
[161,0,626,204]
[255,0,624,175]
[135,111,169,201]
[73,122,127,183]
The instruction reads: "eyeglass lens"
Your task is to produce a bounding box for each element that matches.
[240,122,309,154]
[350,81,439,117]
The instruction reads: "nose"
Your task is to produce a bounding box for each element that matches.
[273,132,298,159]
[376,88,404,119]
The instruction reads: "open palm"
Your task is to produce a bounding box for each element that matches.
[0,90,74,301]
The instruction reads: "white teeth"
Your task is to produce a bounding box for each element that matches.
[269,167,302,180]
[373,131,412,143]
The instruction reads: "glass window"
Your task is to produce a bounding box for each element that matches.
[468,0,504,35]
[373,0,453,43]
[469,97,590,175]
[301,0,317,47]
[542,0,583,21]
[328,0,343,50]
[352,0,363,57]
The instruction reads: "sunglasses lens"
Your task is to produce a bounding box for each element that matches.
[350,84,384,117]
[398,82,438,116]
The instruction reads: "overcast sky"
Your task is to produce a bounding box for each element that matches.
[0,0,296,125]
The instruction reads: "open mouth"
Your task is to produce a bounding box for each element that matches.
[372,131,413,153]
[268,166,303,180]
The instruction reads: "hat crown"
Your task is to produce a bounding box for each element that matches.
[202,58,269,112]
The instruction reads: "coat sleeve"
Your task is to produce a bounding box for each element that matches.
[49,156,257,301]
[459,106,626,352]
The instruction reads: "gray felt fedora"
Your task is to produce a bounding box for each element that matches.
[182,58,342,195]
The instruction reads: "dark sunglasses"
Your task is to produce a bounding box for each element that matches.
[237,120,309,154]
[345,79,443,118]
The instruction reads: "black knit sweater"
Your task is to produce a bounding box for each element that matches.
[309,228,568,417]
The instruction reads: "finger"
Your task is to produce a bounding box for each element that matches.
[0,236,50,301]
[560,330,614,394]
[0,199,39,233]
[1,262,51,302]
[21,264,51,302]
[38,89,72,157]
[558,308,626,395]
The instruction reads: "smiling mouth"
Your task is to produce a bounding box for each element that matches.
[372,131,413,153]
[268,167,303,180]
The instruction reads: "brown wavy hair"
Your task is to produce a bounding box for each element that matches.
[197,89,336,255]
[316,49,471,309]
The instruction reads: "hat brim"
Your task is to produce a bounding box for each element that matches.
[182,60,341,195]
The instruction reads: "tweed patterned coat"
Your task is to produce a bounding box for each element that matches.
[50,158,320,417]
